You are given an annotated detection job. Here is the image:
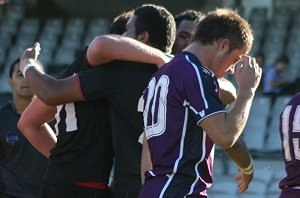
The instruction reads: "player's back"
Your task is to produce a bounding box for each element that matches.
[141,52,224,197]
[279,92,300,189]
[45,47,113,185]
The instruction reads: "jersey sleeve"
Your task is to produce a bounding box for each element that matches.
[184,65,225,124]
[78,67,116,100]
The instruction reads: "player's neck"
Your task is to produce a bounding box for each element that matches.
[184,41,215,69]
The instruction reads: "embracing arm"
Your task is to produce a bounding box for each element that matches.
[224,138,253,192]
[17,98,57,158]
[19,47,84,106]
[87,34,169,68]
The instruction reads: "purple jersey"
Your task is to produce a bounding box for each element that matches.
[279,92,300,197]
[140,52,225,198]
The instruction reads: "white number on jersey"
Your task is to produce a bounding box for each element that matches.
[144,75,169,139]
[54,103,78,135]
[281,105,300,161]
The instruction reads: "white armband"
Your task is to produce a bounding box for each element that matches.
[239,157,254,175]
[22,64,36,77]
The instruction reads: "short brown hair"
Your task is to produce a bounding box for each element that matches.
[192,8,253,53]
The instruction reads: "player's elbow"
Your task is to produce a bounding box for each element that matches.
[214,135,237,149]
[17,117,28,135]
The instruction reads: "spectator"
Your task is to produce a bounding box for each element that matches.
[172,9,205,55]
[0,58,48,198]
[263,55,291,96]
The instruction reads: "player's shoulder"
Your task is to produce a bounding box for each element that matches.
[288,92,300,105]
[0,103,12,113]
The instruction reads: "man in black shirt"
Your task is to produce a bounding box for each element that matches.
[19,4,175,198]
[0,58,48,198]
[19,48,114,198]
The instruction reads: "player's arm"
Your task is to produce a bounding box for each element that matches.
[218,77,236,106]
[19,43,84,106]
[199,56,262,148]
[223,137,253,193]
[17,98,57,158]
[87,34,169,68]
[20,60,83,106]
[141,132,152,184]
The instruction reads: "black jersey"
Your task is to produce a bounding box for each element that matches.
[0,102,48,198]
[78,60,157,193]
[44,48,113,185]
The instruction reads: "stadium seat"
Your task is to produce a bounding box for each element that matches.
[242,96,271,151]
[52,46,76,67]
[0,18,19,36]
[213,156,226,176]
[43,18,64,37]
[267,181,280,196]
[60,33,82,50]
[19,17,40,35]
[65,17,86,36]
[15,33,37,48]
[240,180,268,195]
[39,32,59,50]
[38,47,54,70]
[0,71,12,94]
[209,179,238,195]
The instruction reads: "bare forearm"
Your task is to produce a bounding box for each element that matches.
[25,67,58,102]
[21,123,56,158]
[223,138,252,169]
[88,35,168,67]
[224,91,255,144]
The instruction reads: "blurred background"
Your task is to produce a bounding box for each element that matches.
[0,0,299,197]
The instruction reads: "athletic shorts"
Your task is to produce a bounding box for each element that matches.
[40,182,110,198]
[280,187,300,198]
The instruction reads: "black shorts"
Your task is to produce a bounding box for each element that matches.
[40,182,111,198]
[110,191,138,198]
[0,193,19,198]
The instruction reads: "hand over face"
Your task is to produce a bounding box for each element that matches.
[234,56,262,92]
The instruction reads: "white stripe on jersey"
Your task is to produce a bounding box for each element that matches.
[159,107,189,198]
[65,103,78,132]
[149,170,156,177]
[54,105,63,136]
[185,132,207,197]
[185,55,208,109]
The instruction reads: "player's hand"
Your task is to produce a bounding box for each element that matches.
[234,55,262,93]
[20,42,41,75]
[21,42,41,61]
[233,169,253,193]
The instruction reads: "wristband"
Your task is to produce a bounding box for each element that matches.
[22,63,35,77]
[239,157,254,175]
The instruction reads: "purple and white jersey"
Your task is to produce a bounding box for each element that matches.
[279,92,300,192]
[140,52,225,198]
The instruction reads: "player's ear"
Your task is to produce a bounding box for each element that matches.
[137,31,149,44]
[218,38,230,55]
[8,77,13,88]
